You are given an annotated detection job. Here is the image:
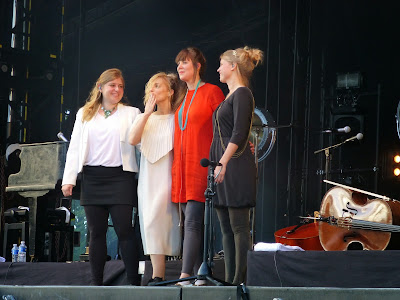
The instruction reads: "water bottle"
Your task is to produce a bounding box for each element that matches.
[11,244,18,262]
[18,241,27,262]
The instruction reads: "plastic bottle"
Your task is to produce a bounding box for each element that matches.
[17,241,27,262]
[11,244,18,262]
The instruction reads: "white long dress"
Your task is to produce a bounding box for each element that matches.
[135,113,181,256]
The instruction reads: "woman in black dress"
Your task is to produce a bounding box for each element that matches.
[210,47,263,285]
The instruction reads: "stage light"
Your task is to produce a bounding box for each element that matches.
[336,72,362,89]
[393,154,400,177]
[334,72,363,112]
[384,150,400,180]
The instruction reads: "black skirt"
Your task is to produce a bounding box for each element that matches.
[80,166,137,207]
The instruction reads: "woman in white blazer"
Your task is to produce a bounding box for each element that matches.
[62,68,141,286]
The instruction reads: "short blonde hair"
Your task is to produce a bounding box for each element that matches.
[220,46,263,87]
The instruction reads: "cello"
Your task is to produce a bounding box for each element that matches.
[274,211,324,251]
[317,180,400,251]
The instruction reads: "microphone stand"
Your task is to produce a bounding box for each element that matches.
[153,164,229,286]
[252,123,293,129]
[314,137,357,191]
[251,127,260,247]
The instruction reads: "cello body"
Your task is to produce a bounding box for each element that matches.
[274,222,324,251]
[319,186,400,251]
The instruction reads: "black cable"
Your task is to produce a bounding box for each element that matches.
[3,262,15,285]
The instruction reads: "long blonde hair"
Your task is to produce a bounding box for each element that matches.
[144,72,185,112]
[82,68,126,121]
[220,46,264,87]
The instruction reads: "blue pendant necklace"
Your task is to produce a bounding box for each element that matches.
[101,106,116,118]
[178,80,201,131]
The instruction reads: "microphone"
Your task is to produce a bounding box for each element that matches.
[322,126,351,133]
[57,132,69,142]
[345,133,364,142]
[200,158,222,168]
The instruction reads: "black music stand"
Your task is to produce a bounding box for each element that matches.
[153,163,229,286]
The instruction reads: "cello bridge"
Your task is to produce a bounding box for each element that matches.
[338,217,353,229]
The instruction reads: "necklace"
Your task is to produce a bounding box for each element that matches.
[178,80,201,131]
[101,106,116,118]
[214,94,254,158]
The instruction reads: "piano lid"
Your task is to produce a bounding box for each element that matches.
[6,141,68,194]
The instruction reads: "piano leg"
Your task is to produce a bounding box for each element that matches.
[28,196,38,261]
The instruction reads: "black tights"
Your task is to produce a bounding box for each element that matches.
[84,205,140,285]
[216,207,251,285]
[181,200,204,276]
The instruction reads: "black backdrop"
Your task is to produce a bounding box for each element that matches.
[3,0,400,244]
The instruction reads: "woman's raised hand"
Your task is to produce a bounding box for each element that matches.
[144,94,157,115]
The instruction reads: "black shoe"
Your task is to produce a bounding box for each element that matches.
[148,277,164,286]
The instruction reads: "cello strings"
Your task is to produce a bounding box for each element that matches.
[337,218,400,232]
[339,219,389,231]
[351,219,400,232]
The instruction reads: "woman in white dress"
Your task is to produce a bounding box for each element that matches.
[129,72,184,285]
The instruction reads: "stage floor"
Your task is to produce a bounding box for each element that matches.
[0,258,225,286]
[1,250,400,288]
[1,285,400,300]
[1,252,400,299]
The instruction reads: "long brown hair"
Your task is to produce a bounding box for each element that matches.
[82,68,126,122]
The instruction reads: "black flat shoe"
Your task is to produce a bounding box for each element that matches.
[148,277,164,286]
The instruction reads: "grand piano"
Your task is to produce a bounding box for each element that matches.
[6,141,68,260]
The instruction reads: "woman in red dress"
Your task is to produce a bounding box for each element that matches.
[171,47,224,285]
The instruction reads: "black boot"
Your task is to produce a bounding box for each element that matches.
[147,277,164,286]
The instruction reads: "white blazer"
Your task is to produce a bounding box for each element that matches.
[62,103,141,186]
